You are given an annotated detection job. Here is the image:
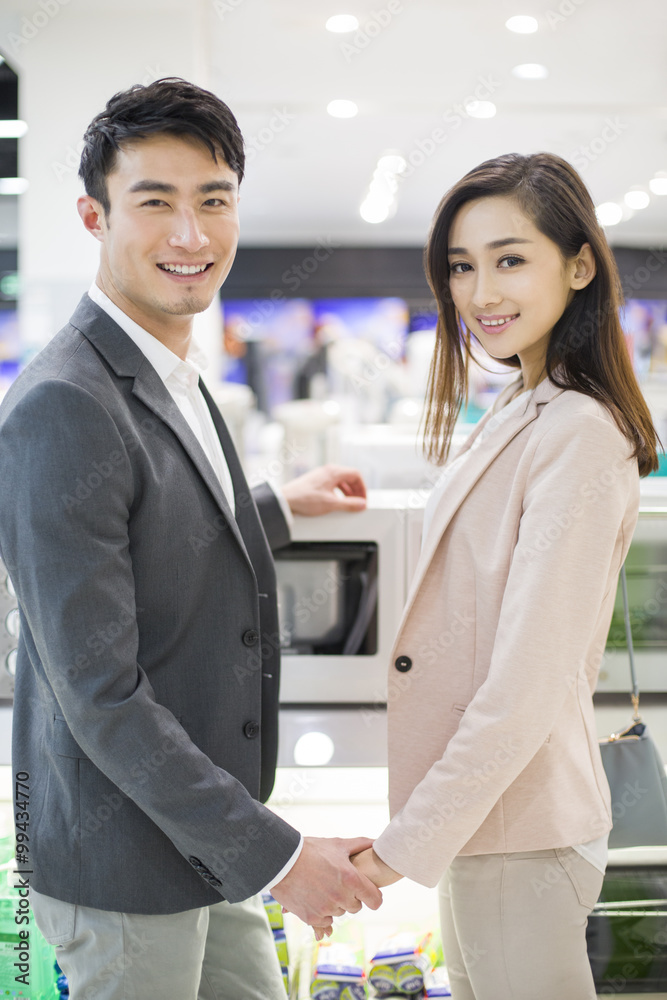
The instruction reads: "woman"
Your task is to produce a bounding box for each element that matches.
[351,153,660,999]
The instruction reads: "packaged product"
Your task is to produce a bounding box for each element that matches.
[262,891,284,930]
[310,921,367,1000]
[424,966,452,997]
[368,930,441,995]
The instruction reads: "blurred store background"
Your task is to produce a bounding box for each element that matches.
[1,1,667,994]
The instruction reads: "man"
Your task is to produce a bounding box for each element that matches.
[0,78,382,999]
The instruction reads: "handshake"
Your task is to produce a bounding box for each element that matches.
[270,837,402,940]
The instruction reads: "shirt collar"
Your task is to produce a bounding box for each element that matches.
[87,283,208,388]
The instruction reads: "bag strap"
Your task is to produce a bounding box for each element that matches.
[620,563,641,720]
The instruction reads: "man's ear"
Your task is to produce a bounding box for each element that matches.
[77,196,107,243]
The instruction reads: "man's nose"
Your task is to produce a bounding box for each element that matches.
[167,212,210,252]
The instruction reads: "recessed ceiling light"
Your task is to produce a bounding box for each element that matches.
[325,14,359,32]
[293,731,335,766]
[0,120,28,139]
[649,175,667,196]
[378,152,407,174]
[512,63,548,80]
[0,178,28,195]
[465,100,497,119]
[327,99,358,119]
[505,15,538,33]
[595,202,623,227]
[624,189,650,210]
[360,197,390,224]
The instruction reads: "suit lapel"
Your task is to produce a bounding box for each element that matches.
[400,376,565,630]
[71,294,252,568]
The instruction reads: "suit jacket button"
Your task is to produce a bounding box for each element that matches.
[395,655,412,673]
[243,629,259,646]
[244,721,260,739]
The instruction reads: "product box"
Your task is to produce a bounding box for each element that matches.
[310,922,367,1000]
[273,928,289,968]
[424,967,452,997]
[368,930,441,996]
[262,892,284,930]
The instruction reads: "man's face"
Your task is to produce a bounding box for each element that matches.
[93,133,240,333]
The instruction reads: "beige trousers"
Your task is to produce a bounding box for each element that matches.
[30,888,287,1000]
[439,848,604,1000]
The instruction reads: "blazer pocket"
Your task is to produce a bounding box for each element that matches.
[452,704,468,716]
[51,716,89,759]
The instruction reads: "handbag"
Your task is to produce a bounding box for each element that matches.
[598,564,667,848]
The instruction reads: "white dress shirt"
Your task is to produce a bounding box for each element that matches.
[87,284,303,891]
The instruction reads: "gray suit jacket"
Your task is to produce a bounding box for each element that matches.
[0,294,301,914]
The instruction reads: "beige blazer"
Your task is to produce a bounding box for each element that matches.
[373,374,640,888]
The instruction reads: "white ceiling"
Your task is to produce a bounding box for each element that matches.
[203,0,667,247]
[2,0,667,251]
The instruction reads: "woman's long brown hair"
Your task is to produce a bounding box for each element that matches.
[422,152,661,476]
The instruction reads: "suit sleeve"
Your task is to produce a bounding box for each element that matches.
[0,378,300,902]
[373,410,638,885]
[251,480,292,551]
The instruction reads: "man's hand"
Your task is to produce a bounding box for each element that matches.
[351,847,402,888]
[270,836,383,935]
[281,465,367,516]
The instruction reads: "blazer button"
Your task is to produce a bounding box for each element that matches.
[395,655,412,673]
[244,721,260,739]
[243,629,259,646]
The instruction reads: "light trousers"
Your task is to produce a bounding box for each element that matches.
[30,888,287,1000]
[439,848,604,1000]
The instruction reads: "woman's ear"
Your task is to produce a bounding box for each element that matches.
[570,243,596,290]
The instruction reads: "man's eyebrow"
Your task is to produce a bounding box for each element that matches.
[128,179,236,195]
[448,237,534,255]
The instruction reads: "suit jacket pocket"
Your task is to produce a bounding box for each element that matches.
[51,716,89,759]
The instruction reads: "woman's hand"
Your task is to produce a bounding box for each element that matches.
[351,847,403,888]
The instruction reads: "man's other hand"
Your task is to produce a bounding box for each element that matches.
[270,836,383,933]
[281,465,367,516]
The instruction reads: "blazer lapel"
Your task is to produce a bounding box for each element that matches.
[71,294,252,567]
[401,376,565,628]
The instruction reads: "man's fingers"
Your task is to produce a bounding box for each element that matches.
[354,872,384,910]
[341,837,375,856]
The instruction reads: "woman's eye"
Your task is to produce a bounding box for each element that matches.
[450,262,472,274]
[499,255,524,268]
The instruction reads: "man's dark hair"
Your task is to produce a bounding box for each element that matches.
[78,77,245,216]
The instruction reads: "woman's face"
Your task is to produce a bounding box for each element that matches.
[447,195,590,377]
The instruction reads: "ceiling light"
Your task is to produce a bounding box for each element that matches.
[465,100,497,119]
[0,178,29,195]
[512,63,548,79]
[327,99,358,119]
[325,14,359,32]
[505,15,538,33]
[0,120,28,139]
[378,152,407,174]
[649,175,667,196]
[293,732,335,767]
[595,202,623,227]
[360,197,390,224]
[624,189,650,210]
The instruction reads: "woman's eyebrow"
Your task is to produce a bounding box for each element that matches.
[448,237,534,255]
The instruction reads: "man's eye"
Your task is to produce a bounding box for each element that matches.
[204,199,225,207]
[141,200,167,207]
